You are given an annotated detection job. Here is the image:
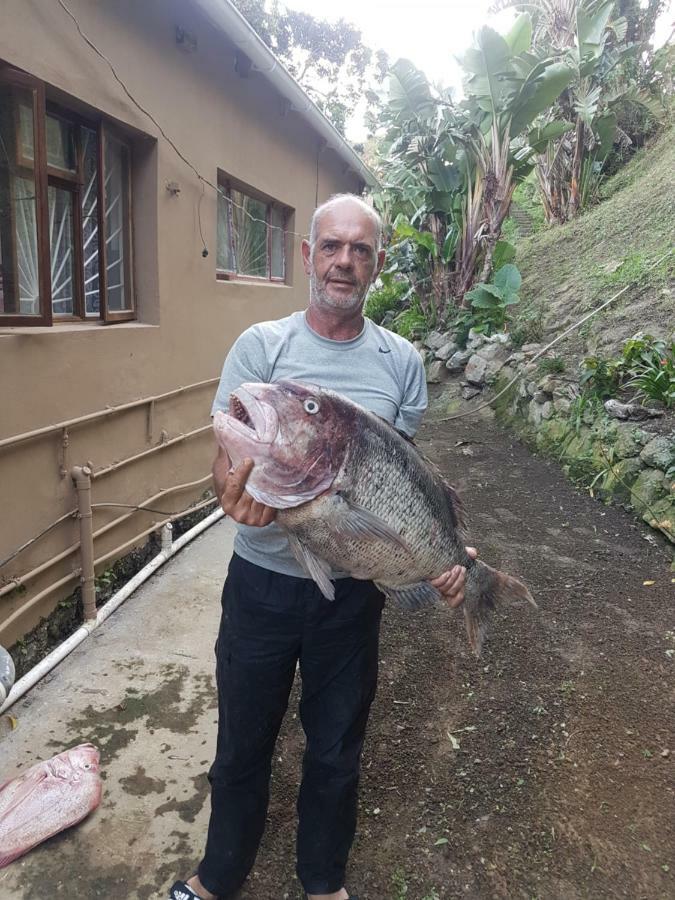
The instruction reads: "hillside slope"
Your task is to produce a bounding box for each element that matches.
[513,129,674,363]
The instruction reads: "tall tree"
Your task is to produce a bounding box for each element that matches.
[233,0,388,135]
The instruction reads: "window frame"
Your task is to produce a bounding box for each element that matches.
[216,177,288,284]
[0,68,51,326]
[0,63,135,326]
[98,125,135,323]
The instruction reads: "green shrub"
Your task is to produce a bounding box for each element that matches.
[463,263,522,335]
[449,309,474,349]
[624,334,674,408]
[568,394,604,434]
[364,278,410,324]
[579,355,622,399]
[500,217,519,245]
[510,304,545,348]
[538,356,566,375]
[579,333,674,408]
[391,299,427,340]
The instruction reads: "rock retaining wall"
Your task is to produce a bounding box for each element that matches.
[415,329,674,544]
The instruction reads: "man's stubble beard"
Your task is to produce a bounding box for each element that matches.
[309,270,371,312]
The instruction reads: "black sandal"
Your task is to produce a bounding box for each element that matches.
[169,881,209,900]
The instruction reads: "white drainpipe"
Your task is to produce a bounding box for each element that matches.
[0,510,224,715]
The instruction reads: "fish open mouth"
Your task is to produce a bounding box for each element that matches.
[230,393,255,430]
[219,387,278,445]
[227,389,262,439]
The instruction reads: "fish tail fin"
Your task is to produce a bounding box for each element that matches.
[463,561,536,657]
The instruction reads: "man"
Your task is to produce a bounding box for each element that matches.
[170,195,475,900]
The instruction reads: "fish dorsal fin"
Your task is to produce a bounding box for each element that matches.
[331,494,412,553]
[286,533,335,601]
[376,581,441,610]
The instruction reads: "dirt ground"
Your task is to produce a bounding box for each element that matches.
[240,385,675,900]
[1,383,673,900]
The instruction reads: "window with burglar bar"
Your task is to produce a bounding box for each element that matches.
[216,177,289,282]
[0,65,134,325]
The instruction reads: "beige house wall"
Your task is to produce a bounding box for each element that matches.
[0,0,363,644]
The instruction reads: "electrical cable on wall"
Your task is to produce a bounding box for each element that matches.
[197,179,208,257]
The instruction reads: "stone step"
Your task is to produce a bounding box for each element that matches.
[508,201,534,236]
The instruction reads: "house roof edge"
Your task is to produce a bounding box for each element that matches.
[190,0,379,190]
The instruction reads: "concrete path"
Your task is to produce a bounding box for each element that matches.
[0,519,237,899]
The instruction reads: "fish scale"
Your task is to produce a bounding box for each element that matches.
[282,416,466,585]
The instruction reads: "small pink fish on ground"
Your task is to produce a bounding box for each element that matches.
[0,743,102,868]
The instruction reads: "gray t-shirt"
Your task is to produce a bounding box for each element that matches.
[211,310,427,577]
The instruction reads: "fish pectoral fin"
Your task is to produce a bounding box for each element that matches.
[376,581,441,610]
[332,496,411,553]
[287,534,335,601]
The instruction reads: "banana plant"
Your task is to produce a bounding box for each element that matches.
[456,14,575,295]
[497,0,638,221]
[374,16,574,317]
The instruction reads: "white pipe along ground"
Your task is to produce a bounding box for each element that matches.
[0,509,224,715]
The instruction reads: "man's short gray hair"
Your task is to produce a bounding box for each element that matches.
[309,194,383,251]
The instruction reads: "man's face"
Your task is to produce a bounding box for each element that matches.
[302,202,385,313]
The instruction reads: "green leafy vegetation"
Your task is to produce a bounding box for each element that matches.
[364,277,411,325]
[509,303,546,348]
[391,867,409,899]
[580,333,674,407]
[463,263,523,335]
[625,335,675,407]
[592,248,673,291]
[390,297,428,340]
[372,12,577,324]
[538,356,566,375]
[580,355,623,399]
[365,0,669,339]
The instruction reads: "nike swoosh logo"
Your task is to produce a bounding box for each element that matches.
[378,347,392,354]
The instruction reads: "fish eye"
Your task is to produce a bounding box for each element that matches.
[83,763,91,769]
[303,398,320,415]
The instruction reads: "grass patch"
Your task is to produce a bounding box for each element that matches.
[537,356,566,375]
[510,302,546,347]
[515,126,674,365]
[501,216,519,245]
[599,146,648,200]
[591,248,674,292]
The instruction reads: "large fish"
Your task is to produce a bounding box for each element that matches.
[213,380,535,654]
[0,743,102,868]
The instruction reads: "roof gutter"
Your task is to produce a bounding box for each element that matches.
[190,0,378,189]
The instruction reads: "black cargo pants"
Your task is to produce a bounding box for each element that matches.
[197,553,385,897]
